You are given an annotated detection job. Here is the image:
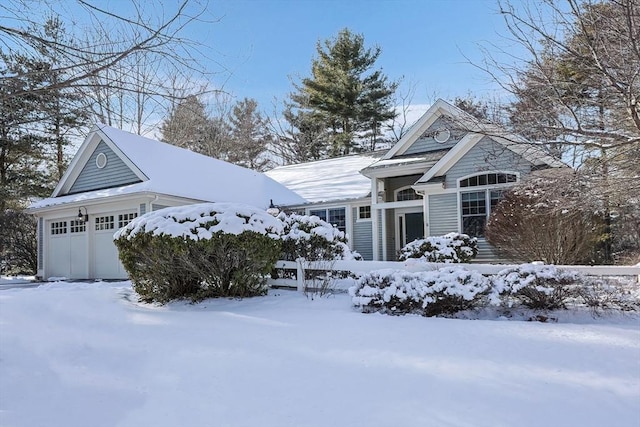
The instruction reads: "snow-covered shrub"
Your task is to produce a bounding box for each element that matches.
[277,212,361,295]
[350,267,491,317]
[576,277,640,313]
[278,212,361,261]
[114,203,282,303]
[398,233,478,263]
[491,264,581,310]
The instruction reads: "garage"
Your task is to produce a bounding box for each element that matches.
[92,212,133,280]
[46,218,88,279]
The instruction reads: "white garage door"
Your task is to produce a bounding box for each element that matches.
[93,212,136,279]
[47,219,88,279]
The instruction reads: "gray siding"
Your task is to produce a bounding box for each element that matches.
[445,137,533,189]
[428,193,458,236]
[68,140,141,194]
[351,207,373,260]
[404,116,464,155]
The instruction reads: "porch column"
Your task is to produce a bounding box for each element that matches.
[371,177,380,261]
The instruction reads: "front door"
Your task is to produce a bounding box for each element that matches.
[397,210,424,250]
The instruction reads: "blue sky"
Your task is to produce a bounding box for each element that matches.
[193,0,517,109]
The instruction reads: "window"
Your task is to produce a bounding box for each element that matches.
[95,215,115,231]
[309,209,327,221]
[70,220,86,233]
[51,221,67,235]
[358,206,371,220]
[461,190,504,237]
[328,208,346,232]
[309,207,346,232]
[396,187,419,201]
[118,212,138,228]
[459,173,517,188]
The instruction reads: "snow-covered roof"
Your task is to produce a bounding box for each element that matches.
[362,150,449,174]
[30,124,306,210]
[265,151,386,204]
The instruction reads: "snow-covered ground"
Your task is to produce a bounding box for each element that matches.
[1,281,639,427]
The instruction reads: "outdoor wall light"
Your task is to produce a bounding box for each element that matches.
[77,206,89,223]
[267,199,280,216]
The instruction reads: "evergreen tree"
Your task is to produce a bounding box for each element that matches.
[289,28,397,157]
[36,17,89,182]
[228,98,272,171]
[0,53,52,211]
[160,95,231,160]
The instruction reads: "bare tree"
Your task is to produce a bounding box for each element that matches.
[386,79,417,142]
[1,0,223,135]
[486,170,605,264]
[470,0,639,264]
[475,0,638,152]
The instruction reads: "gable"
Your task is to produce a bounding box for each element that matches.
[443,136,534,188]
[402,116,464,156]
[66,140,142,195]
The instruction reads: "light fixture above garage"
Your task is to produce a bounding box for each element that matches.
[77,206,88,223]
[266,199,280,216]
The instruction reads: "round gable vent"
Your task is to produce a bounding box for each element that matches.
[96,152,108,169]
[434,127,451,143]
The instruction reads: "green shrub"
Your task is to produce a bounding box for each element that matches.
[350,267,492,317]
[398,233,478,263]
[278,212,361,261]
[491,264,581,310]
[114,203,282,303]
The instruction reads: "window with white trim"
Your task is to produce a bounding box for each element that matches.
[70,220,86,233]
[118,212,138,228]
[51,221,67,235]
[358,206,371,220]
[95,215,115,231]
[309,207,346,232]
[459,172,517,188]
[459,172,515,237]
[395,187,419,201]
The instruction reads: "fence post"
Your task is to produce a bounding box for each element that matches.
[296,257,305,292]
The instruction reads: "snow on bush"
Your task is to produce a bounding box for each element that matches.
[398,233,478,263]
[114,202,283,240]
[350,266,492,317]
[491,264,582,310]
[575,277,640,313]
[278,212,361,261]
[114,203,282,303]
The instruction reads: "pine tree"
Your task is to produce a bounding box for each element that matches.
[289,28,397,157]
[36,17,89,182]
[160,95,231,160]
[0,53,52,211]
[227,98,272,171]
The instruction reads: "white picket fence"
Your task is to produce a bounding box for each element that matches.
[267,259,640,291]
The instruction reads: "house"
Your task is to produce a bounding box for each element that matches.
[265,99,566,262]
[28,124,306,281]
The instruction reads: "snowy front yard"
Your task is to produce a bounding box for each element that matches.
[1,281,639,427]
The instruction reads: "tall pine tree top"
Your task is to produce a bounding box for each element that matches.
[291,28,397,157]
